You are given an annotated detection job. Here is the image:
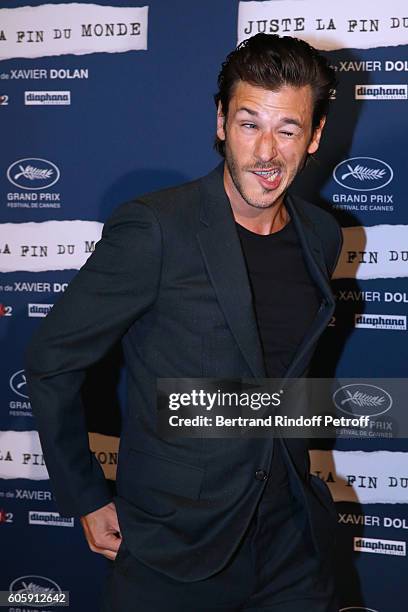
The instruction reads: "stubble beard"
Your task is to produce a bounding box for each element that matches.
[224,139,309,210]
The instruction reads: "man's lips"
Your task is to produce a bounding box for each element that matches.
[250,168,283,189]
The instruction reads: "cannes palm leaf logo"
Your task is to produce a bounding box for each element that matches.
[341,390,385,407]
[341,164,386,182]
[13,164,53,182]
[333,157,393,192]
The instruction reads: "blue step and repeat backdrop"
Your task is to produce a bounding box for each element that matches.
[0,1,407,611]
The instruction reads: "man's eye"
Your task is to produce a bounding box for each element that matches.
[280,131,295,137]
[242,123,257,129]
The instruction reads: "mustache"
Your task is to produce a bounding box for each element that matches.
[245,163,284,171]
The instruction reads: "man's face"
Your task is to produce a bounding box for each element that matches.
[216,80,325,210]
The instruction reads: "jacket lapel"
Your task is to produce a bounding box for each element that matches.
[197,164,266,378]
[197,163,335,381]
[281,194,336,381]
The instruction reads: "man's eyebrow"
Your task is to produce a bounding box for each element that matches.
[236,106,259,116]
[279,117,303,128]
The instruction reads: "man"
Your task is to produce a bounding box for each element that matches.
[25,34,342,611]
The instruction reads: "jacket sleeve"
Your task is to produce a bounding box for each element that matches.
[24,200,162,518]
[329,218,343,278]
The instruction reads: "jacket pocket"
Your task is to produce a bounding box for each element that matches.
[126,447,205,501]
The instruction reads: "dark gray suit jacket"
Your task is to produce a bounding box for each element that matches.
[25,162,343,582]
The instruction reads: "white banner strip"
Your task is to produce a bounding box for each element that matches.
[0,3,148,60]
[0,220,102,272]
[238,0,408,50]
[310,449,408,504]
[0,430,118,480]
[334,225,408,280]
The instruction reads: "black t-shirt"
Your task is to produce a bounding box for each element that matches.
[236,218,321,378]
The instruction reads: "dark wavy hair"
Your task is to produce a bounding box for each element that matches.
[214,33,337,157]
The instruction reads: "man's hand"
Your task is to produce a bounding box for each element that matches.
[80,501,122,561]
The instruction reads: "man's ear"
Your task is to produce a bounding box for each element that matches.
[307,116,326,155]
[216,101,226,142]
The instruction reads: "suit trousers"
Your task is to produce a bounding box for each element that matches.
[100,440,338,612]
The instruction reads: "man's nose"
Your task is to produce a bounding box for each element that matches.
[254,132,278,162]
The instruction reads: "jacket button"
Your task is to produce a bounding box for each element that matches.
[255,470,268,481]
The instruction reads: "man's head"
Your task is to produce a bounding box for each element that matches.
[214,34,337,212]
